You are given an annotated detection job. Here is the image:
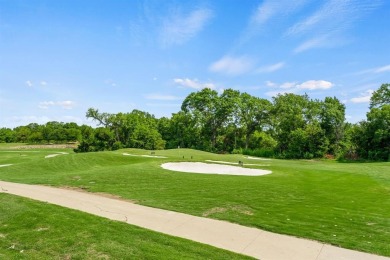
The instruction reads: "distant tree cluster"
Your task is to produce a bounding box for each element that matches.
[76,109,165,152]
[1,84,388,161]
[0,122,84,144]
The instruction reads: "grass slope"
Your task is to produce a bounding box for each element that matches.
[0,145,389,256]
[0,194,251,259]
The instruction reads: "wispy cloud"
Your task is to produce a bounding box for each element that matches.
[26,80,50,88]
[39,101,76,110]
[350,90,373,103]
[265,80,334,96]
[265,81,277,87]
[280,82,297,89]
[287,0,382,36]
[209,55,254,76]
[160,7,213,47]
[240,0,308,44]
[251,0,308,25]
[256,62,285,73]
[356,64,390,75]
[129,3,213,48]
[294,34,332,53]
[104,79,117,87]
[374,65,390,73]
[288,0,383,52]
[145,94,182,101]
[173,78,215,90]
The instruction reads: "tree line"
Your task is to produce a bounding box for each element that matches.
[1,84,388,161]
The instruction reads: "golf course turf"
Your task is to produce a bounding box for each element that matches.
[0,144,389,257]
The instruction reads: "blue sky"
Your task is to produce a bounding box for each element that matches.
[1,0,389,128]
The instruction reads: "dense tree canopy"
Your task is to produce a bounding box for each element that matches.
[1,84,389,161]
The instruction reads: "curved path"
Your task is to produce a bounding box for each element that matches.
[0,181,388,260]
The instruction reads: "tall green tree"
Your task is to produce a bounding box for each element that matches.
[347,84,390,161]
[370,83,390,109]
[238,93,272,149]
[363,104,390,160]
[319,97,346,154]
[181,88,223,151]
[271,93,311,154]
[0,128,15,143]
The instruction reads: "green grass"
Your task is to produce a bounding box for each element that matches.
[0,194,251,259]
[0,144,389,257]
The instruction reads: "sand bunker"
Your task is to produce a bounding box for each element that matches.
[123,153,167,158]
[205,160,270,167]
[161,162,271,176]
[244,156,271,161]
[0,164,13,168]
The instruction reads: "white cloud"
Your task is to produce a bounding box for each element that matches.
[173,78,215,90]
[160,7,213,47]
[26,80,33,87]
[256,62,285,73]
[209,56,254,76]
[297,80,333,90]
[39,101,76,110]
[350,90,373,103]
[145,94,182,101]
[40,81,47,86]
[265,80,334,95]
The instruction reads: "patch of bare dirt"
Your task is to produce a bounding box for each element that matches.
[202,205,254,217]
[202,207,228,217]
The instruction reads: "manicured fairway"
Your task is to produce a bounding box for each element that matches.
[0,144,389,257]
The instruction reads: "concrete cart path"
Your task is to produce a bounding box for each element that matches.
[0,181,388,260]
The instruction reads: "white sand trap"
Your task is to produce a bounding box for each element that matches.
[123,153,167,158]
[45,154,60,158]
[161,162,271,176]
[44,152,69,159]
[0,164,13,168]
[244,156,271,161]
[205,160,270,167]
